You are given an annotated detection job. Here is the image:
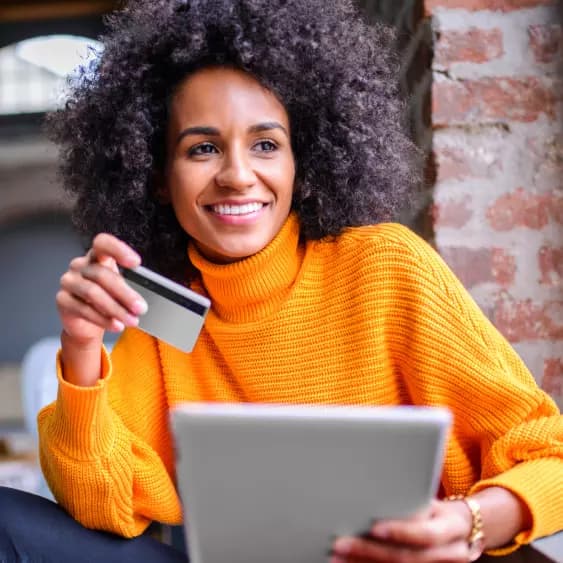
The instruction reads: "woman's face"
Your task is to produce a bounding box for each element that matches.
[164,67,295,264]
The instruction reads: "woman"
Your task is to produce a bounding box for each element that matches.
[0,0,561,562]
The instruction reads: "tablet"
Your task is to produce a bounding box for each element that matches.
[171,403,451,563]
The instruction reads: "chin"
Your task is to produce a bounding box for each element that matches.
[227,247,263,261]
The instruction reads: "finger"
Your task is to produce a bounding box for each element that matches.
[66,257,148,317]
[81,263,148,316]
[69,255,91,272]
[331,535,469,563]
[332,535,423,562]
[56,290,126,333]
[70,251,118,274]
[370,508,468,548]
[90,233,141,269]
[409,501,435,521]
[368,502,435,540]
[60,269,143,323]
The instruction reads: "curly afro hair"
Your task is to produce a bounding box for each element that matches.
[47,0,421,281]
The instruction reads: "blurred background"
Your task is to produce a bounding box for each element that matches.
[0,0,113,490]
[0,0,561,492]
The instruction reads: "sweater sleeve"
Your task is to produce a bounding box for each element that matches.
[382,226,563,553]
[37,328,182,538]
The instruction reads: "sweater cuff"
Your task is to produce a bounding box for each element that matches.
[46,346,116,460]
[469,458,563,555]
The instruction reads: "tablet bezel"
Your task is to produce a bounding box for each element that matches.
[171,403,451,563]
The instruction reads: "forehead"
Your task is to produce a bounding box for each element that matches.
[169,67,290,129]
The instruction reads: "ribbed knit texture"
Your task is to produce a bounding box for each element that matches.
[38,214,563,551]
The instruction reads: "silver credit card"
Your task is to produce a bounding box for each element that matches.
[121,265,210,352]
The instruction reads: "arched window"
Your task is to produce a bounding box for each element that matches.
[0,34,103,116]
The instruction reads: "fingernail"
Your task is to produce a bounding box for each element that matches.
[132,299,148,315]
[333,537,354,555]
[124,314,139,327]
[112,319,125,332]
[127,250,141,263]
[371,523,389,538]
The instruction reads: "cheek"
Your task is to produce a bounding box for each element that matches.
[169,167,201,204]
[273,163,295,199]
[284,161,296,197]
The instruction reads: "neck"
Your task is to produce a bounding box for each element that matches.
[188,213,304,323]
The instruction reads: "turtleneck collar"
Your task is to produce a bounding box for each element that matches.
[188,213,304,323]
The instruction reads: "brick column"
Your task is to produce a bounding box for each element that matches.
[426,0,562,405]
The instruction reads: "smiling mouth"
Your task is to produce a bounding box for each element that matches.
[208,202,266,216]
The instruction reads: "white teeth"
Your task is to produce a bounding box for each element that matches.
[212,202,264,215]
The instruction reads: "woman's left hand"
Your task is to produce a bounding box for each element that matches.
[330,499,473,562]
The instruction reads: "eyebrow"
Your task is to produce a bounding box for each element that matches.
[248,122,288,136]
[175,121,288,146]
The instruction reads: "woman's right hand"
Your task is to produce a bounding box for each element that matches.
[56,233,147,385]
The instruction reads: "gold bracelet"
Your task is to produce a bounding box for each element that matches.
[445,495,485,561]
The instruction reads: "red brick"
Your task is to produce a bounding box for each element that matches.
[528,24,562,64]
[492,248,517,287]
[426,0,555,13]
[435,28,504,65]
[527,135,563,192]
[435,147,472,181]
[432,77,556,126]
[434,143,503,182]
[432,196,473,228]
[550,193,563,224]
[487,187,551,231]
[493,296,563,342]
[542,358,562,396]
[439,246,515,289]
[539,246,563,286]
[440,247,493,288]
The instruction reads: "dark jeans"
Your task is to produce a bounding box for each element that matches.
[0,486,188,563]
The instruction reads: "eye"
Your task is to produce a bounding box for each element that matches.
[253,140,278,152]
[188,142,219,157]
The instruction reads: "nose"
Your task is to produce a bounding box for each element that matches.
[215,147,257,191]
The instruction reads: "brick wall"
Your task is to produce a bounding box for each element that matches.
[426,0,562,405]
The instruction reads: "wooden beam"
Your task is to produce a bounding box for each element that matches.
[0,1,117,23]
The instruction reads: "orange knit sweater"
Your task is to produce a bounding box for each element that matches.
[38,214,563,552]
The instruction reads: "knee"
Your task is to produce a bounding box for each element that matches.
[0,486,62,561]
